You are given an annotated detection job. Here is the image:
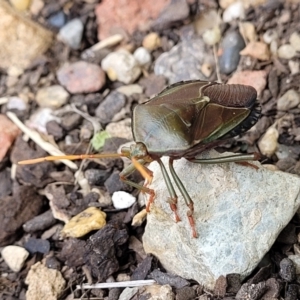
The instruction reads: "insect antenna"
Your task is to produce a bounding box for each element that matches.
[18,153,125,165]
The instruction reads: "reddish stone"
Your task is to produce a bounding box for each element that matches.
[57,61,106,94]
[227,70,268,96]
[0,114,20,161]
[95,0,170,40]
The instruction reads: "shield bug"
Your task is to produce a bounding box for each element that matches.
[19,80,261,238]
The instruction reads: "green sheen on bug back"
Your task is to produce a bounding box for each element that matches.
[132,80,259,157]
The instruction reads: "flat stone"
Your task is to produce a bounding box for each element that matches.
[143,151,300,289]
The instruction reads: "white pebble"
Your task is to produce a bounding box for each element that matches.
[277,89,300,111]
[112,191,136,209]
[223,1,245,23]
[101,50,141,84]
[1,246,29,272]
[277,44,296,59]
[289,60,300,75]
[203,26,221,46]
[290,32,300,51]
[7,96,27,111]
[133,47,151,67]
[258,127,279,157]
[263,29,278,44]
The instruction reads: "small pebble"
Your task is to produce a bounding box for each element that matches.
[119,287,139,300]
[105,118,133,140]
[222,1,245,23]
[1,246,29,272]
[258,127,279,157]
[288,60,299,75]
[45,256,61,270]
[239,22,257,43]
[0,114,20,161]
[201,62,213,78]
[288,255,300,275]
[23,210,56,233]
[277,89,300,111]
[227,70,267,96]
[277,44,296,59]
[142,32,161,51]
[84,169,111,186]
[219,31,245,74]
[279,258,296,282]
[9,0,30,10]
[116,273,131,282]
[193,9,221,35]
[60,112,82,131]
[263,29,278,44]
[27,107,60,134]
[112,191,136,209]
[46,120,64,140]
[36,85,69,108]
[101,49,142,84]
[25,262,66,300]
[202,26,221,46]
[278,10,291,24]
[7,96,27,111]
[58,18,84,50]
[61,207,106,238]
[95,91,126,124]
[240,41,270,61]
[25,238,51,254]
[219,0,235,9]
[289,32,300,51]
[48,12,66,29]
[57,61,106,93]
[116,84,143,96]
[133,47,151,67]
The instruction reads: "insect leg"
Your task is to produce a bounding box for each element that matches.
[189,152,260,169]
[156,158,181,222]
[169,158,197,238]
[119,160,155,212]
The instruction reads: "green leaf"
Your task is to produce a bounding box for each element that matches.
[91,131,111,151]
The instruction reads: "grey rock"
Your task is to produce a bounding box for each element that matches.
[142,151,300,289]
[48,11,66,29]
[151,0,190,31]
[95,91,126,124]
[219,31,245,75]
[25,238,51,254]
[277,89,300,111]
[58,18,83,50]
[154,34,216,83]
[23,210,56,233]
